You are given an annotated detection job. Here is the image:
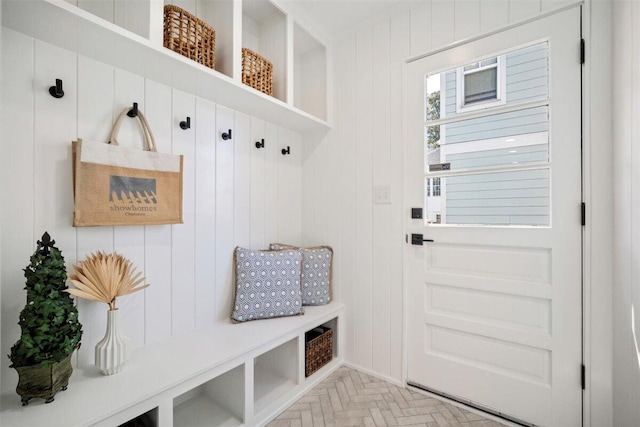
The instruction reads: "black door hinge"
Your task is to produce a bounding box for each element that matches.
[581,364,586,389]
[580,39,585,64]
[581,202,586,226]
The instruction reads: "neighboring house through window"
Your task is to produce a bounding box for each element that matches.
[427,42,549,226]
[432,177,441,196]
[456,56,506,113]
[426,178,441,197]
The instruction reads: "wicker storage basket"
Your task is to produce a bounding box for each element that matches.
[305,326,333,377]
[164,4,215,69]
[242,48,273,96]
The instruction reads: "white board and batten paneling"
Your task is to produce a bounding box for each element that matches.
[388,11,410,382]
[234,111,253,252]
[264,122,281,246]
[113,68,147,354]
[214,105,235,323]
[250,117,267,250]
[454,0,480,41]
[194,97,217,329]
[75,54,116,368]
[1,28,35,391]
[371,18,392,378]
[144,78,174,344]
[277,129,303,246]
[0,28,304,393]
[612,1,640,425]
[171,89,197,336]
[333,35,358,365]
[354,26,374,371]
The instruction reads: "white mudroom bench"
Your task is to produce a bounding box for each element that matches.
[0,303,344,427]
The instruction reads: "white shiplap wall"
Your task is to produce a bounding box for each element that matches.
[0,28,302,393]
[302,0,574,384]
[612,0,640,425]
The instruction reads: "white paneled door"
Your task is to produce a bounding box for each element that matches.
[406,7,582,426]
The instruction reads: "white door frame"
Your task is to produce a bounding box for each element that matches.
[401,2,614,425]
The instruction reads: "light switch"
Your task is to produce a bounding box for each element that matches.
[374,186,391,204]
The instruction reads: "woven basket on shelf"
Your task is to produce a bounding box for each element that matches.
[163,4,215,69]
[242,48,273,96]
[305,326,333,377]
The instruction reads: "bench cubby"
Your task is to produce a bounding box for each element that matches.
[254,338,299,414]
[118,407,158,427]
[173,364,245,427]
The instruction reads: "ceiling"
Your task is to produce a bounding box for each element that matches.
[280,0,415,39]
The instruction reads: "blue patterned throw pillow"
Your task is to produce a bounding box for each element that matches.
[231,247,304,322]
[270,244,332,306]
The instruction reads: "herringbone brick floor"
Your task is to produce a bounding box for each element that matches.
[268,366,506,427]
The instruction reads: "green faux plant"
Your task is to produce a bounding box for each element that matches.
[9,232,83,368]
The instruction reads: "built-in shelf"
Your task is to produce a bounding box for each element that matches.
[161,0,236,79]
[242,0,288,102]
[294,23,327,120]
[254,338,299,414]
[74,0,153,41]
[173,364,244,427]
[2,0,330,133]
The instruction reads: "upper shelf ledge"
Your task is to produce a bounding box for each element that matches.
[2,0,331,134]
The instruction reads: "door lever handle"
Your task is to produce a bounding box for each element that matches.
[411,234,434,245]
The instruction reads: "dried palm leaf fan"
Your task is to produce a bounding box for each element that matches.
[66,251,149,310]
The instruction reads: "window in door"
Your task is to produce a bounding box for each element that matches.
[424,42,550,226]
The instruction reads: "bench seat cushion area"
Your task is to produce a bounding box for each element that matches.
[232,247,304,322]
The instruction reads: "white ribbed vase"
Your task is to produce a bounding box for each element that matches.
[95,309,130,375]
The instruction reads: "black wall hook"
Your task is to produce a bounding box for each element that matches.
[49,79,64,98]
[127,102,138,118]
[180,117,191,130]
[222,129,232,140]
[255,139,265,149]
[281,146,290,155]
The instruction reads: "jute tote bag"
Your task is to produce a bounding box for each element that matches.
[72,108,183,226]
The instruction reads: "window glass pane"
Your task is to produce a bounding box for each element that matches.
[481,57,497,67]
[464,68,498,104]
[425,74,441,148]
[425,74,441,120]
[426,169,549,226]
[426,106,549,172]
[424,42,548,120]
[422,42,550,228]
